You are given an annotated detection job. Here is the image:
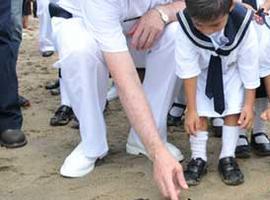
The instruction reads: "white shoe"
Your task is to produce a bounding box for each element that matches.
[106,84,118,101]
[126,140,184,162]
[60,143,105,178]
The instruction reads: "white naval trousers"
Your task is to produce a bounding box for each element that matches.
[128,22,181,147]
[51,16,180,158]
[59,77,71,107]
[37,0,56,52]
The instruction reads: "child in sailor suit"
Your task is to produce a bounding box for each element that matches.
[175,0,260,186]
[234,0,270,158]
[259,9,270,120]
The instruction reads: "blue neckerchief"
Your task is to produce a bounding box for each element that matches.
[176,3,253,115]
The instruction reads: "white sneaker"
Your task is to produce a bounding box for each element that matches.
[60,143,105,178]
[106,84,118,101]
[126,140,184,162]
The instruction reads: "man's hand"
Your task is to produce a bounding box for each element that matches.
[238,105,254,129]
[128,9,165,51]
[261,107,270,121]
[153,148,188,200]
[184,110,200,135]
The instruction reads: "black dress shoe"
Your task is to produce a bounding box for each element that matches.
[218,157,244,186]
[184,158,207,186]
[0,129,27,148]
[50,105,74,126]
[45,80,59,90]
[251,132,270,156]
[235,135,250,159]
[19,95,31,108]
[167,103,186,127]
[42,51,54,57]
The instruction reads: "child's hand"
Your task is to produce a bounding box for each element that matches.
[238,106,254,129]
[254,8,269,25]
[260,107,270,121]
[184,110,200,135]
[254,13,265,25]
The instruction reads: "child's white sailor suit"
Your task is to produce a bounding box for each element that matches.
[51,0,181,157]
[175,4,260,118]
[243,0,270,97]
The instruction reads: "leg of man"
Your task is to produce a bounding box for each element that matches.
[10,0,23,56]
[0,0,26,148]
[36,0,55,55]
[59,76,71,107]
[127,22,183,161]
[51,17,109,177]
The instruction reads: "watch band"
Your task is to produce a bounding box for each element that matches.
[154,7,169,25]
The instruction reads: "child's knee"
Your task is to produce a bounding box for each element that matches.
[224,114,240,126]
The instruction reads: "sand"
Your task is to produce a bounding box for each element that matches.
[1,17,270,200]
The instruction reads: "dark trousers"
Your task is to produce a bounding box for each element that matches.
[23,0,37,17]
[23,0,31,16]
[0,0,22,133]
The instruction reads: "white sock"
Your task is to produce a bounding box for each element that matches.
[253,98,269,144]
[212,118,224,127]
[169,104,185,117]
[190,131,208,161]
[237,129,248,146]
[219,125,240,159]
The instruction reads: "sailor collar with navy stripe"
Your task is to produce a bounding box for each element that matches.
[176,3,253,56]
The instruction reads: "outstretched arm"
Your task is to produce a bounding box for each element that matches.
[104,51,188,200]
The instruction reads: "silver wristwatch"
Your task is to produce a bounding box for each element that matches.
[154,7,169,25]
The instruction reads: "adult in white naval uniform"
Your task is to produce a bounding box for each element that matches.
[81,0,185,158]
[36,0,57,55]
[51,0,188,198]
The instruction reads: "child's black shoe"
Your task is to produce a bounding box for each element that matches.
[251,132,270,156]
[235,135,250,159]
[184,158,207,186]
[218,157,244,186]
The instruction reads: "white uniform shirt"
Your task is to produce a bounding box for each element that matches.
[175,22,260,117]
[80,0,173,52]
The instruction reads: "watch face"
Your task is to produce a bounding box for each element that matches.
[163,15,169,22]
